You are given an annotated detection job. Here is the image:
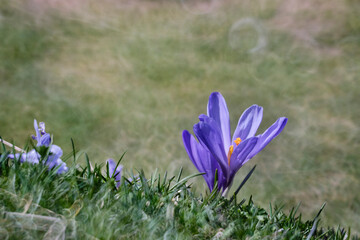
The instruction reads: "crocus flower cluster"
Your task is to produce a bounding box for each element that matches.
[183,92,287,193]
[107,159,123,188]
[8,120,68,174]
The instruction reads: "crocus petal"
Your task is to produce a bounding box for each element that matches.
[107,159,116,176]
[193,118,228,179]
[232,105,263,142]
[198,114,208,122]
[182,130,206,173]
[34,119,41,143]
[38,133,51,147]
[127,175,140,183]
[107,159,123,188]
[8,153,26,163]
[207,92,232,150]
[39,122,46,134]
[229,137,258,181]
[47,145,63,165]
[7,154,17,159]
[26,149,40,164]
[56,160,68,174]
[247,117,288,159]
[183,130,221,191]
[114,165,123,188]
[8,151,40,164]
[47,158,67,173]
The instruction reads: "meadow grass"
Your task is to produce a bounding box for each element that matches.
[0,145,357,239]
[0,0,360,233]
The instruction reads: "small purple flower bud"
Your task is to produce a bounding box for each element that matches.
[39,122,46,135]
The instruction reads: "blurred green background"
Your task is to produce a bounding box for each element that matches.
[1,0,359,232]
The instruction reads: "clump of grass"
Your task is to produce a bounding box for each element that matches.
[0,142,357,239]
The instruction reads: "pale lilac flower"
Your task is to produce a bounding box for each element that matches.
[8,149,40,164]
[32,119,51,147]
[33,120,68,173]
[183,92,287,193]
[46,145,68,174]
[9,120,68,174]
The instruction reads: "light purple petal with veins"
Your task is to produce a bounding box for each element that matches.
[232,105,263,142]
[247,117,288,160]
[207,92,232,151]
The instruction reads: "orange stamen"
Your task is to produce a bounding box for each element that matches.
[227,138,242,165]
[234,137,242,146]
[227,145,234,165]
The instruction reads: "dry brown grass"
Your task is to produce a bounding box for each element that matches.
[270,0,347,57]
[271,0,347,41]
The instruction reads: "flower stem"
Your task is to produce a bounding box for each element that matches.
[0,139,25,153]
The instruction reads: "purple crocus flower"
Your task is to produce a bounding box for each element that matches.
[7,146,67,173]
[107,159,123,188]
[32,120,68,174]
[32,119,51,147]
[183,92,287,194]
[8,149,40,164]
[46,145,68,174]
[8,120,68,174]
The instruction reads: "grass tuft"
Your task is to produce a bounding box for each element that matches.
[0,143,358,239]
